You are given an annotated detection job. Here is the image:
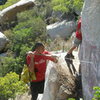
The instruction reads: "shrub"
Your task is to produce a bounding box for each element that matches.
[0,72,28,100]
[0,56,23,76]
[92,86,100,100]
[51,0,84,13]
[11,10,47,56]
[0,0,20,10]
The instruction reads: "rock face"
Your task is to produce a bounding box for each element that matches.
[79,0,100,99]
[0,32,9,53]
[47,21,76,39]
[0,0,35,24]
[42,52,82,100]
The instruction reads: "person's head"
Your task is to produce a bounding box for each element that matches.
[33,42,45,53]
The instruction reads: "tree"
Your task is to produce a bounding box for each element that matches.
[12,17,46,56]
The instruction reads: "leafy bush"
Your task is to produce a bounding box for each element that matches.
[68,98,75,100]
[11,17,46,56]
[51,0,84,13]
[0,0,20,10]
[0,72,27,100]
[0,56,23,76]
[92,86,100,100]
[5,8,47,58]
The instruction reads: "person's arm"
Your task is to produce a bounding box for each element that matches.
[26,53,35,72]
[43,54,58,63]
[29,55,34,72]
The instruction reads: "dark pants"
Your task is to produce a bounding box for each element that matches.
[30,80,45,100]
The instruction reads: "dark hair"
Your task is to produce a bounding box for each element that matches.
[32,42,44,51]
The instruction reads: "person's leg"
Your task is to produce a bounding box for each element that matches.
[79,64,81,75]
[30,80,45,100]
[67,45,76,54]
[67,62,73,74]
[71,63,77,74]
[37,80,45,93]
[67,37,82,55]
[30,82,38,100]
[31,92,38,100]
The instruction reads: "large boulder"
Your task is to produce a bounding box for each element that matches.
[42,52,82,100]
[0,0,35,24]
[0,32,9,53]
[47,21,76,39]
[79,0,100,99]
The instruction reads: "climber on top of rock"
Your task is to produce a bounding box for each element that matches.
[65,16,82,75]
[66,17,82,59]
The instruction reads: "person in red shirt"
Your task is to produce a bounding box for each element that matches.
[66,17,82,58]
[26,42,58,100]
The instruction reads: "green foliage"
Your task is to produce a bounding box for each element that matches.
[73,0,83,11]
[52,0,69,12]
[11,9,46,56]
[92,86,100,100]
[0,57,23,76]
[0,0,20,10]
[1,9,47,76]
[68,98,75,100]
[51,0,84,13]
[0,72,27,100]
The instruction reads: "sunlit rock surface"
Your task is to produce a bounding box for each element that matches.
[0,32,9,52]
[0,0,35,24]
[80,0,100,99]
[42,51,81,100]
[47,21,76,39]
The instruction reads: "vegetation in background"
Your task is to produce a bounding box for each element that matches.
[0,0,20,10]
[0,56,23,76]
[92,86,100,100]
[51,0,83,13]
[12,9,47,53]
[0,8,47,77]
[68,98,75,100]
[0,72,28,100]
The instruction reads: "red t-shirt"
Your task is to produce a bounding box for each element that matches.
[76,18,82,40]
[26,50,55,82]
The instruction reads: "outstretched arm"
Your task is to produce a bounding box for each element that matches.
[43,54,58,63]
